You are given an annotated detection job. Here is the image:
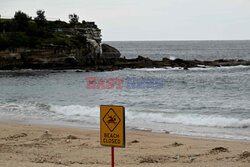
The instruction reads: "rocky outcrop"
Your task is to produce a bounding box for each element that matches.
[101,44,121,59]
[1,47,250,70]
[1,21,250,71]
[0,22,104,70]
[83,56,250,72]
[0,49,78,69]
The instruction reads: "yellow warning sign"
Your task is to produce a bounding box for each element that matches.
[100,105,125,147]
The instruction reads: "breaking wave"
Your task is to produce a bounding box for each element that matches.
[1,102,249,129]
[126,111,250,128]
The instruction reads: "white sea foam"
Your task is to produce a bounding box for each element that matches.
[50,105,99,117]
[1,102,250,131]
[169,56,176,60]
[50,105,250,129]
[132,65,249,72]
[134,68,168,71]
[189,65,250,71]
[126,110,250,128]
[134,67,184,71]
[0,102,42,115]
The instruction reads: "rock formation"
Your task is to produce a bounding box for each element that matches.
[1,18,250,71]
[101,44,121,59]
[0,21,103,69]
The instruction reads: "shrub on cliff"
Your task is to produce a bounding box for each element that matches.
[69,13,79,26]
[0,35,8,50]
[0,19,15,32]
[46,20,71,29]
[0,10,96,50]
[13,11,32,31]
[0,33,29,49]
[34,10,47,27]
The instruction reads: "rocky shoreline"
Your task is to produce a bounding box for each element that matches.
[1,46,250,72]
[83,55,250,72]
[1,15,250,72]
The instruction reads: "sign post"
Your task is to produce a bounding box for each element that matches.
[100,105,125,167]
[111,146,114,167]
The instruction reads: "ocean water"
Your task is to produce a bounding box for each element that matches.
[0,41,250,141]
[106,40,250,60]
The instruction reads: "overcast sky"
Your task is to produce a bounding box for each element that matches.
[1,0,250,41]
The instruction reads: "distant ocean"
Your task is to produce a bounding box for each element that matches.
[106,40,250,61]
[0,41,250,141]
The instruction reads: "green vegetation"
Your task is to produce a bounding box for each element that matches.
[69,13,79,26]
[0,11,89,50]
[34,10,47,27]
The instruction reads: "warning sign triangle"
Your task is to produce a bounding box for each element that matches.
[103,108,121,132]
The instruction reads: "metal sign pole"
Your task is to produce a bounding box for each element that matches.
[100,105,125,167]
[111,146,114,167]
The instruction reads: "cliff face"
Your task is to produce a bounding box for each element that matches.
[2,20,249,71]
[0,21,121,70]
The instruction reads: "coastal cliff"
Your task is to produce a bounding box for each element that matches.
[0,25,122,70]
[0,11,121,70]
[1,11,250,71]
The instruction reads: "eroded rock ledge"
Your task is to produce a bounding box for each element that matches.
[1,15,249,71]
[1,17,249,71]
[1,48,250,71]
[83,56,250,72]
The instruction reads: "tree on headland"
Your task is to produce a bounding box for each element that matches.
[34,10,47,26]
[13,10,31,31]
[69,13,79,25]
[0,10,93,50]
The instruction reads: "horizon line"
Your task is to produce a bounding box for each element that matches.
[103,39,250,42]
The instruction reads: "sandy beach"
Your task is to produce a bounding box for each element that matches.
[0,122,249,167]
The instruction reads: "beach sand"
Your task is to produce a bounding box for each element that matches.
[0,122,249,167]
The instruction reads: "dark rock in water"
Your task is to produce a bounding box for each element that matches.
[101,44,118,53]
[101,44,121,59]
[1,46,250,71]
[136,55,151,61]
[162,58,171,62]
[173,58,185,64]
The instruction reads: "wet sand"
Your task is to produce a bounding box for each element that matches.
[0,122,249,167]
